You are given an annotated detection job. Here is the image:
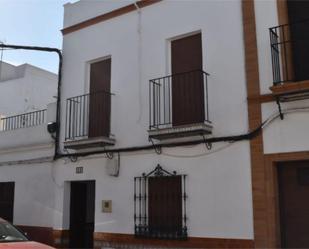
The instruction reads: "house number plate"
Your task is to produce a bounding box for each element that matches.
[76,167,83,174]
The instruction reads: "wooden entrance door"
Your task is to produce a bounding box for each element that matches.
[69,181,95,248]
[278,161,309,248]
[0,182,14,223]
[171,33,204,126]
[89,58,111,138]
[287,0,309,81]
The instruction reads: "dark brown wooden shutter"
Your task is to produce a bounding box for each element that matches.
[278,162,309,248]
[287,0,309,81]
[148,176,182,234]
[171,33,204,126]
[89,58,111,138]
[0,182,14,223]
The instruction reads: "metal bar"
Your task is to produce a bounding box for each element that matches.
[149,80,151,129]
[206,72,209,121]
[282,25,288,82]
[144,176,147,227]
[183,175,187,229]
[139,177,142,226]
[134,177,137,229]
[163,77,165,126]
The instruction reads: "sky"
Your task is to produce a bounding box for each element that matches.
[0,0,76,73]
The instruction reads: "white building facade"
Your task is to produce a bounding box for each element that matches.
[0,62,57,116]
[55,0,254,248]
[0,62,57,244]
[1,0,309,248]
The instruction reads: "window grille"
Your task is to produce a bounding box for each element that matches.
[134,164,187,240]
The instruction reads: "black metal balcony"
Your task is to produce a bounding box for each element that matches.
[0,109,46,131]
[65,91,113,145]
[148,70,211,139]
[270,19,309,85]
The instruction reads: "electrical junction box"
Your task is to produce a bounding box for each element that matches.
[102,200,112,213]
[106,154,120,176]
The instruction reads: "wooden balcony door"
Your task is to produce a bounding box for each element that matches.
[171,33,204,126]
[287,0,309,81]
[89,58,111,138]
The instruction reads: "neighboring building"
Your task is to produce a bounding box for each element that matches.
[0,61,57,116]
[248,1,309,248]
[0,61,57,245]
[1,0,309,249]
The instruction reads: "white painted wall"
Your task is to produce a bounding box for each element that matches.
[254,0,278,95]
[57,0,254,240]
[63,0,136,28]
[0,102,56,164]
[0,62,57,116]
[0,101,56,228]
[60,0,249,148]
[262,100,309,154]
[0,62,57,228]
[53,141,253,239]
[0,162,56,227]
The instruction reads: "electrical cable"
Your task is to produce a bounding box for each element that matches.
[162,142,235,158]
[2,44,309,162]
[57,105,309,159]
[163,106,309,158]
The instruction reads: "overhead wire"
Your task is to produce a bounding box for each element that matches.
[160,105,309,158]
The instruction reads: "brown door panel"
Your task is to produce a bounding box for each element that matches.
[89,58,111,138]
[278,161,309,248]
[171,33,204,126]
[287,0,309,81]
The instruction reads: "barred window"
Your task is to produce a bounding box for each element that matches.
[134,164,187,240]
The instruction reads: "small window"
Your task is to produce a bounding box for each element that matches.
[134,164,187,240]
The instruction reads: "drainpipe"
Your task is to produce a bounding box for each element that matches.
[134,2,143,123]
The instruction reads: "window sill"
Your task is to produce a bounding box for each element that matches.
[148,122,213,140]
[270,80,309,101]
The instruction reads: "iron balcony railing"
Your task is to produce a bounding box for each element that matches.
[149,70,210,130]
[65,90,113,141]
[270,18,309,85]
[0,109,46,132]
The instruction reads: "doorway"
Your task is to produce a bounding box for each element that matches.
[278,161,309,248]
[69,181,95,248]
[0,182,14,223]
